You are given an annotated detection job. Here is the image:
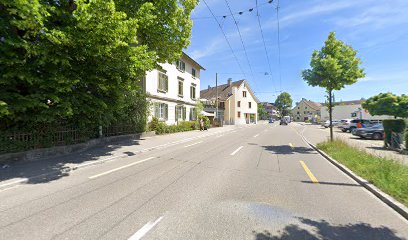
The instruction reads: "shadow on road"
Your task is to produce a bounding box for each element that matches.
[0,138,142,184]
[262,145,316,155]
[253,217,403,240]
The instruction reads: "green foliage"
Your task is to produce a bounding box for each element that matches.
[199,116,210,128]
[383,119,406,148]
[148,117,160,132]
[363,93,408,118]
[195,101,204,118]
[154,121,197,135]
[274,92,292,116]
[405,128,408,150]
[257,103,267,120]
[0,0,197,130]
[317,139,408,206]
[301,32,365,92]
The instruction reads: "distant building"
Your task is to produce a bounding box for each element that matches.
[260,102,279,120]
[320,100,393,121]
[292,98,322,122]
[200,79,259,125]
[142,52,205,125]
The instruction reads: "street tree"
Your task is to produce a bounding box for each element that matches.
[257,103,267,120]
[0,0,197,130]
[274,92,293,117]
[363,93,408,119]
[302,32,365,141]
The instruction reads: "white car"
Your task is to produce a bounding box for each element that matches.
[324,120,340,128]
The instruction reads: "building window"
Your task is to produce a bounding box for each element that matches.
[192,68,196,78]
[175,105,186,120]
[190,107,197,120]
[248,102,252,108]
[190,84,196,100]
[176,60,185,72]
[237,101,241,107]
[297,111,299,114]
[157,72,168,92]
[243,91,247,97]
[304,111,306,114]
[154,102,168,120]
[219,102,225,109]
[178,79,183,97]
[238,111,241,118]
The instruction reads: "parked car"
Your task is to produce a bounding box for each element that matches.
[323,120,340,128]
[340,119,372,132]
[280,119,288,125]
[351,124,384,140]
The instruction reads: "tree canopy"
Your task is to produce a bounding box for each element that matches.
[362,93,408,118]
[274,92,292,116]
[0,0,198,129]
[257,103,267,120]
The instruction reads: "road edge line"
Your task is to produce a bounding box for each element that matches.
[305,139,408,221]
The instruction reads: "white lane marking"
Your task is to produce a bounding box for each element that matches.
[0,185,20,193]
[0,179,27,189]
[89,157,155,179]
[230,146,244,156]
[184,141,203,148]
[254,134,260,138]
[128,216,164,240]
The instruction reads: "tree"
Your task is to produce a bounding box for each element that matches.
[275,92,293,117]
[0,0,197,129]
[257,103,267,120]
[363,93,408,119]
[302,32,365,141]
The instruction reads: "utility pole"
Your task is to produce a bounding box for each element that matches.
[216,73,218,122]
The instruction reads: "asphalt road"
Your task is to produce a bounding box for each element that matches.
[0,123,407,240]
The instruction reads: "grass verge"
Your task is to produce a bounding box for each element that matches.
[317,139,408,206]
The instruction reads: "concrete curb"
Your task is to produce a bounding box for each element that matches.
[0,131,156,164]
[306,139,408,221]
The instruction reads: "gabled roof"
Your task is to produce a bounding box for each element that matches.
[182,52,205,70]
[294,98,321,110]
[334,100,364,106]
[200,80,259,103]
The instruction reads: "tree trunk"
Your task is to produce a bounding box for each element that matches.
[329,89,333,141]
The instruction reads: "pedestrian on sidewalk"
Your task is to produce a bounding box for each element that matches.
[200,118,204,131]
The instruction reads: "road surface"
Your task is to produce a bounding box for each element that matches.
[0,123,407,239]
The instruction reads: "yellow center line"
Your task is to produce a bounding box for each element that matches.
[300,161,319,184]
[288,143,294,149]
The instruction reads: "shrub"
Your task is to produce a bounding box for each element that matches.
[154,121,196,135]
[383,119,406,148]
[147,117,159,132]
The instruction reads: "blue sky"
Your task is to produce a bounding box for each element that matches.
[185,0,408,104]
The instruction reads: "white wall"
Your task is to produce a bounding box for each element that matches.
[320,104,393,121]
[226,82,258,125]
[145,57,201,125]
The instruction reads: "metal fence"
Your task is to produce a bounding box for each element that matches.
[0,124,140,154]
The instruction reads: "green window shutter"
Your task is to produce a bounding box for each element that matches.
[175,106,178,121]
[165,76,168,91]
[154,103,159,118]
[183,107,186,120]
[164,104,168,120]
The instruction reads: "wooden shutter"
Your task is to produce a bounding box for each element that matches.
[164,104,168,120]
[154,102,159,118]
[165,75,168,91]
[183,107,186,120]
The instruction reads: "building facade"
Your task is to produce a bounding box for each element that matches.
[143,52,204,125]
[200,79,259,125]
[320,100,393,121]
[260,102,279,120]
[291,98,322,122]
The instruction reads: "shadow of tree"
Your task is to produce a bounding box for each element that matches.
[0,137,142,184]
[262,145,316,155]
[253,217,404,240]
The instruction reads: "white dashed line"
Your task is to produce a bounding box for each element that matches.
[184,141,203,148]
[89,157,155,179]
[230,146,244,156]
[128,216,164,240]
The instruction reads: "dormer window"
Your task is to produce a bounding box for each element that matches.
[176,60,185,72]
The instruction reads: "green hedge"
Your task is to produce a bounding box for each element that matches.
[382,119,406,148]
[148,119,198,135]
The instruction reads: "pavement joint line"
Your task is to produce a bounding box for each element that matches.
[184,141,203,148]
[88,157,156,179]
[128,216,164,240]
[300,161,319,184]
[230,146,244,156]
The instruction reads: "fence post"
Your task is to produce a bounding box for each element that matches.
[99,125,103,138]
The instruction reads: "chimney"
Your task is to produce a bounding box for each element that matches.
[228,78,232,86]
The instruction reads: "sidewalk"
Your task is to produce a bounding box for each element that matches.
[0,125,240,188]
[292,122,408,165]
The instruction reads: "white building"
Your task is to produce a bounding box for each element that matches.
[143,52,205,125]
[320,100,393,121]
[200,79,259,125]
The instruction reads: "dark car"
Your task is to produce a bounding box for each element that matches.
[351,124,384,140]
[279,119,287,125]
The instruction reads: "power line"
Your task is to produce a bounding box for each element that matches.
[276,0,282,92]
[224,0,256,86]
[255,0,277,94]
[202,0,247,80]
[192,0,274,20]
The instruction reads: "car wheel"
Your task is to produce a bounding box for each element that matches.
[348,127,355,133]
[372,133,382,140]
[341,129,347,132]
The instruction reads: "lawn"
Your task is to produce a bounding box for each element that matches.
[317,140,408,206]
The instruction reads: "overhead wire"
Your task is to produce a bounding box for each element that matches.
[202,0,247,80]
[224,0,256,86]
[255,0,278,94]
[276,0,283,92]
